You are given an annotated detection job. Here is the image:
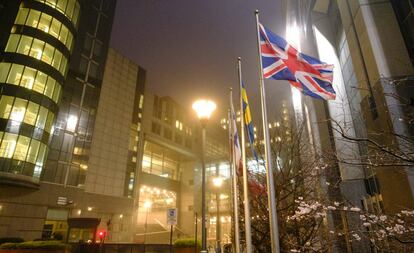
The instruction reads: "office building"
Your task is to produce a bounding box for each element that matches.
[135,92,231,246]
[282,0,413,251]
[0,0,150,242]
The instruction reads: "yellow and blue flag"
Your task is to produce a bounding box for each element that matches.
[242,83,258,160]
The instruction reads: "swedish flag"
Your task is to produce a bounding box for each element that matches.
[242,83,258,160]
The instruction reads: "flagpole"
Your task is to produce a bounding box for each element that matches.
[237,57,253,252]
[254,10,280,253]
[229,88,241,253]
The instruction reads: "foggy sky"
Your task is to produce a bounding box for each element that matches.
[110,0,291,121]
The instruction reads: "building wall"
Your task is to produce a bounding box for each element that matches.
[335,0,414,213]
[85,48,143,197]
[0,182,133,241]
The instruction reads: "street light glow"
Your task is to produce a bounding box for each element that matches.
[192,99,217,120]
[144,200,152,209]
[212,176,223,187]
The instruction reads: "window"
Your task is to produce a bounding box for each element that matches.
[142,141,181,180]
[175,134,182,144]
[89,62,99,78]
[164,128,172,140]
[6,34,68,75]
[139,95,144,109]
[0,96,14,119]
[42,43,53,64]
[0,63,62,103]
[6,64,24,85]
[93,40,103,58]
[15,8,29,24]
[14,135,30,160]
[10,98,27,122]
[0,63,11,83]
[15,7,74,50]
[0,95,53,133]
[34,71,47,94]
[21,67,36,89]
[38,13,52,33]
[26,9,41,28]
[50,19,61,38]
[0,133,17,158]
[151,122,161,135]
[5,34,20,52]
[26,139,40,164]
[36,107,48,130]
[24,102,40,125]
[34,0,81,26]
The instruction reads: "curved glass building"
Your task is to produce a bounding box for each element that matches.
[0,0,79,187]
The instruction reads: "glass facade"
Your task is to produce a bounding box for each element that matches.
[15,8,74,50]
[0,95,54,133]
[0,0,78,181]
[34,0,80,26]
[142,141,181,180]
[391,0,414,65]
[42,0,117,187]
[0,63,61,103]
[6,34,68,76]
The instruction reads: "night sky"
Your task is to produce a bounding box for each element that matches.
[110,0,291,120]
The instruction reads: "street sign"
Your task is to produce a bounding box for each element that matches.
[167,208,177,225]
[57,196,67,206]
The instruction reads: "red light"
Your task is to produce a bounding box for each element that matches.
[98,231,106,239]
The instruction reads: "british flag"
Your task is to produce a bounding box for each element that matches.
[259,23,336,100]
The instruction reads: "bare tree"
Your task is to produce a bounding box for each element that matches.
[237,112,414,252]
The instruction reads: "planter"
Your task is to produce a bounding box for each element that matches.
[174,247,195,253]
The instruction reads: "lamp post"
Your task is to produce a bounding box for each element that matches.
[192,99,216,253]
[143,200,152,251]
[212,176,223,253]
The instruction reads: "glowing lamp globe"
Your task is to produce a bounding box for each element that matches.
[212,177,223,187]
[192,99,217,121]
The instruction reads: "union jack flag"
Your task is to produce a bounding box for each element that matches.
[259,23,336,100]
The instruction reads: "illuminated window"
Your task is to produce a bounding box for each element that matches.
[26,139,40,164]
[14,135,30,160]
[0,96,14,119]
[36,107,48,130]
[142,141,180,180]
[0,96,54,133]
[0,63,61,103]
[21,67,36,89]
[26,9,41,28]
[24,102,40,125]
[38,13,52,32]
[15,8,29,24]
[10,98,27,123]
[5,34,68,76]
[15,7,74,51]
[34,0,81,26]
[139,95,144,109]
[0,63,11,83]
[0,133,17,158]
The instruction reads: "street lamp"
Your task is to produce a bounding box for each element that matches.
[192,99,216,253]
[212,177,223,187]
[213,176,223,253]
